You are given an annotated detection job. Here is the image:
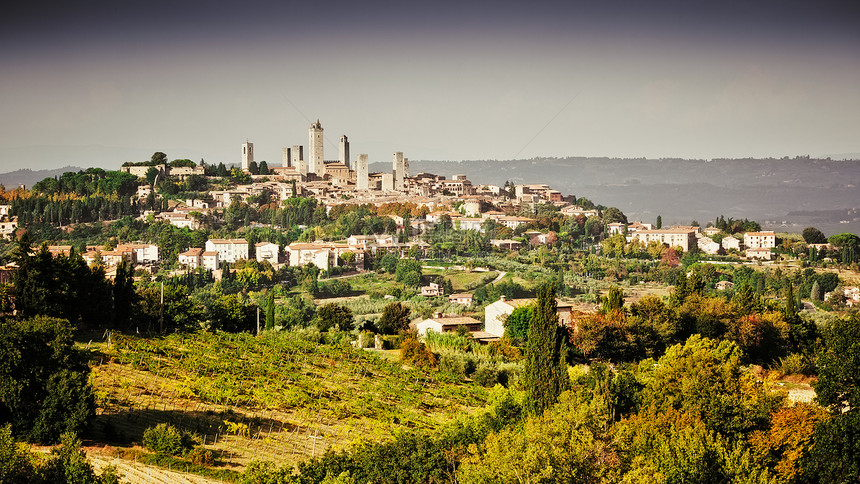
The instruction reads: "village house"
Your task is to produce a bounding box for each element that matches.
[205,239,249,263]
[626,228,698,252]
[178,248,203,269]
[255,242,280,264]
[744,231,776,249]
[158,211,198,230]
[416,315,483,336]
[722,235,741,251]
[745,247,773,260]
[484,295,576,338]
[202,251,219,271]
[697,236,722,255]
[716,280,735,291]
[448,293,473,305]
[420,282,443,297]
[490,239,522,251]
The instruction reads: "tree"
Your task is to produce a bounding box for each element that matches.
[642,335,781,438]
[814,315,860,413]
[315,303,353,332]
[602,206,627,225]
[265,292,275,330]
[806,316,860,483]
[802,227,827,244]
[145,166,159,186]
[0,317,95,444]
[601,285,624,314]
[523,283,569,415]
[248,161,259,175]
[810,280,822,301]
[377,302,411,335]
[656,215,662,229]
[151,151,167,164]
[258,161,269,175]
[503,304,534,344]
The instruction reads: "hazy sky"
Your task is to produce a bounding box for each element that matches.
[1,0,858,171]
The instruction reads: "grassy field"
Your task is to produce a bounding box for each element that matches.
[86,331,489,478]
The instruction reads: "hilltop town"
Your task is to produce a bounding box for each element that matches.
[0,121,858,483]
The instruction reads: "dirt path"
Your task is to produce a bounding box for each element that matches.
[88,453,225,484]
[492,271,507,283]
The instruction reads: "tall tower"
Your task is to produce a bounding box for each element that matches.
[393,151,404,191]
[356,154,369,190]
[242,141,254,172]
[339,135,350,170]
[282,147,291,168]
[308,120,324,176]
[292,145,306,176]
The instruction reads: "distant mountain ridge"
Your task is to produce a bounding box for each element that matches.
[0,166,84,190]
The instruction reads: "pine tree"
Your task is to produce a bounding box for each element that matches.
[523,283,569,415]
[656,215,662,229]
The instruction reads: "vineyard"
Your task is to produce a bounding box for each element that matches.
[88,331,490,475]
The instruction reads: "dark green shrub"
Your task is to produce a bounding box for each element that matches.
[142,424,190,456]
[188,446,216,466]
[473,364,499,387]
[438,353,465,377]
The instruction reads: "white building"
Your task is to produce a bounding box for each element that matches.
[416,316,482,336]
[744,231,776,249]
[627,228,698,252]
[255,242,279,263]
[178,248,203,269]
[202,251,219,271]
[205,239,249,263]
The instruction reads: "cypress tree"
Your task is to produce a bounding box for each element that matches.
[810,280,821,301]
[523,283,569,415]
[265,291,275,330]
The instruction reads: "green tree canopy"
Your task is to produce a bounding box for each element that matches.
[802,226,827,244]
[377,302,411,335]
[523,283,569,415]
[315,303,354,332]
[0,317,95,444]
[503,304,533,344]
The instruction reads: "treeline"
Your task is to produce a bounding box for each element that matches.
[11,194,140,225]
[572,279,818,365]
[31,168,138,197]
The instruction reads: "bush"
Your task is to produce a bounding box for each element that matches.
[473,364,499,387]
[438,353,466,377]
[142,424,191,456]
[400,338,437,369]
[380,334,404,350]
[488,339,523,361]
[777,352,815,376]
[188,446,216,466]
[497,362,523,388]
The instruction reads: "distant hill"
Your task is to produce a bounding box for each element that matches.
[0,166,83,190]
[372,157,860,236]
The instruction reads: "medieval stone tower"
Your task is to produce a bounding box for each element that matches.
[242,141,254,171]
[393,151,405,191]
[356,154,369,190]
[308,120,324,176]
[339,135,350,170]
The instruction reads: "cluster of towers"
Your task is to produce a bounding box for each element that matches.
[240,120,409,191]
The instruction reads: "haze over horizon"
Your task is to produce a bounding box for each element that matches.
[2,0,859,171]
